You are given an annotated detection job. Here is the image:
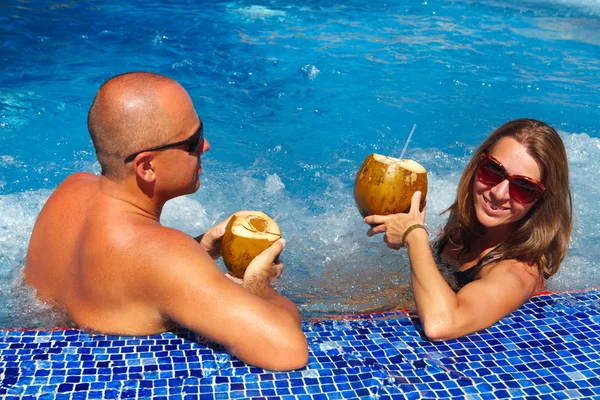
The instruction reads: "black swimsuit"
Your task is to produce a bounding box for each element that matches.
[434,238,480,291]
[435,249,479,291]
[453,267,478,290]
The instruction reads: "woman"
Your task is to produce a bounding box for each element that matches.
[365,118,572,340]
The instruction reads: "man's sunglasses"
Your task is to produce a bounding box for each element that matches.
[476,153,545,205]
[124,124,204,163]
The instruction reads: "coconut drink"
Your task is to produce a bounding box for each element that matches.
[354,154,427,217]
[221,211,281,279]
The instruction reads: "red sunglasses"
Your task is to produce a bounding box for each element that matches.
[476,153,545,204]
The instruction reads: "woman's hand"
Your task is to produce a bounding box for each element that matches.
[363,191,426,250]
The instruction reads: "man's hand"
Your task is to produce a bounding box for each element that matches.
[243,239,285,296]
[225,273,243,285]
[197,211,259,259]
[197,216,231,259]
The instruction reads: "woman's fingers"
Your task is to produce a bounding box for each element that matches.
[364,214,390,226]
[387,242,401,250]
[365,214,390,237]
[409,191,421,215]
[367,223,388,236]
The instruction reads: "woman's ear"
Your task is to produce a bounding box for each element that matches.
[133,153,156,184]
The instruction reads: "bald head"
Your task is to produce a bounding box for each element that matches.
[88,72,197,179]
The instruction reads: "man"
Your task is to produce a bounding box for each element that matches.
[24,72,308,371]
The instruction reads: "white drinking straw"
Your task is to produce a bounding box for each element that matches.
[399,124,417,160]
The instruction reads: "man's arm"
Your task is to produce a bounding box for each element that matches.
[144,230,307,370]
[240,240,301,325]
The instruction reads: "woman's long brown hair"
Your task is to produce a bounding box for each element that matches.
[439,119,572,279]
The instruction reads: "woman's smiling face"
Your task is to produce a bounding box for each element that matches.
[472,137,543,234]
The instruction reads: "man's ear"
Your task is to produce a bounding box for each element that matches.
[133,153,156,184]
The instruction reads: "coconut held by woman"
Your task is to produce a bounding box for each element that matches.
[354,153,428,218]
[354,124,428,220]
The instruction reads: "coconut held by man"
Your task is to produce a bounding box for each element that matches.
[354,153,428,217]
[222,211,281,278]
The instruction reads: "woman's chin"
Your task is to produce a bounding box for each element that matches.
[475,205,507,229]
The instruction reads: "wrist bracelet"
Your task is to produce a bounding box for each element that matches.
[402,224,428,247]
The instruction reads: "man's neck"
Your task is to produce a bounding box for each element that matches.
[98,175,165,221]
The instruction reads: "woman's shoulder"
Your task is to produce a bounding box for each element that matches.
[480,259,544,293]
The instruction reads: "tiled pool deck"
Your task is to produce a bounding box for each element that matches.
[1,290,600,399]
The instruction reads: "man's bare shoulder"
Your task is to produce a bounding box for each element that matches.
[59,172,99,189]
[130,224,201,252]
[121,224,220,279]
[125,224,230,308]
[28,173,99,251]
[48,172,99,203]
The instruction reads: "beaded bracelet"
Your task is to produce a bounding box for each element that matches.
[401,224,428,247]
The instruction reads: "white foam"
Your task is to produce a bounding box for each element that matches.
[0,190,50,267]
[0,155,16,165]
[0,128,598,325]
[0,265,68,329]
[546,131,600,290]
[265,173,285,194]
[161,195,212,233]
[231,5,286,19]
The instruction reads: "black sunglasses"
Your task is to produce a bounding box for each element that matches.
[123,124,204,163]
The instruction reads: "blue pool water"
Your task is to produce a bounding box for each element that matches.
[1,0,599,326]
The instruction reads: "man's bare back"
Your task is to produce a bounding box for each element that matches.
[27,172,175,334]
[24,72,308,371]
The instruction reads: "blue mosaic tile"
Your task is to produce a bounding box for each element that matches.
[2,290,600,398]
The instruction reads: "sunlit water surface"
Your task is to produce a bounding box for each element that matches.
[1,0,599,327]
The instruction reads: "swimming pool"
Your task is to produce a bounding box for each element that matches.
[2,291,600,399]
[1,0,599,326]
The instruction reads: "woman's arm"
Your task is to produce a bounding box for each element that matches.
[404,230,539,340]
[365,191,540,340]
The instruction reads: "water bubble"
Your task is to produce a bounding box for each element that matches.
[301,65,320,80]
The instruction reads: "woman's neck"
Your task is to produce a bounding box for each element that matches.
[479,222,515,249]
